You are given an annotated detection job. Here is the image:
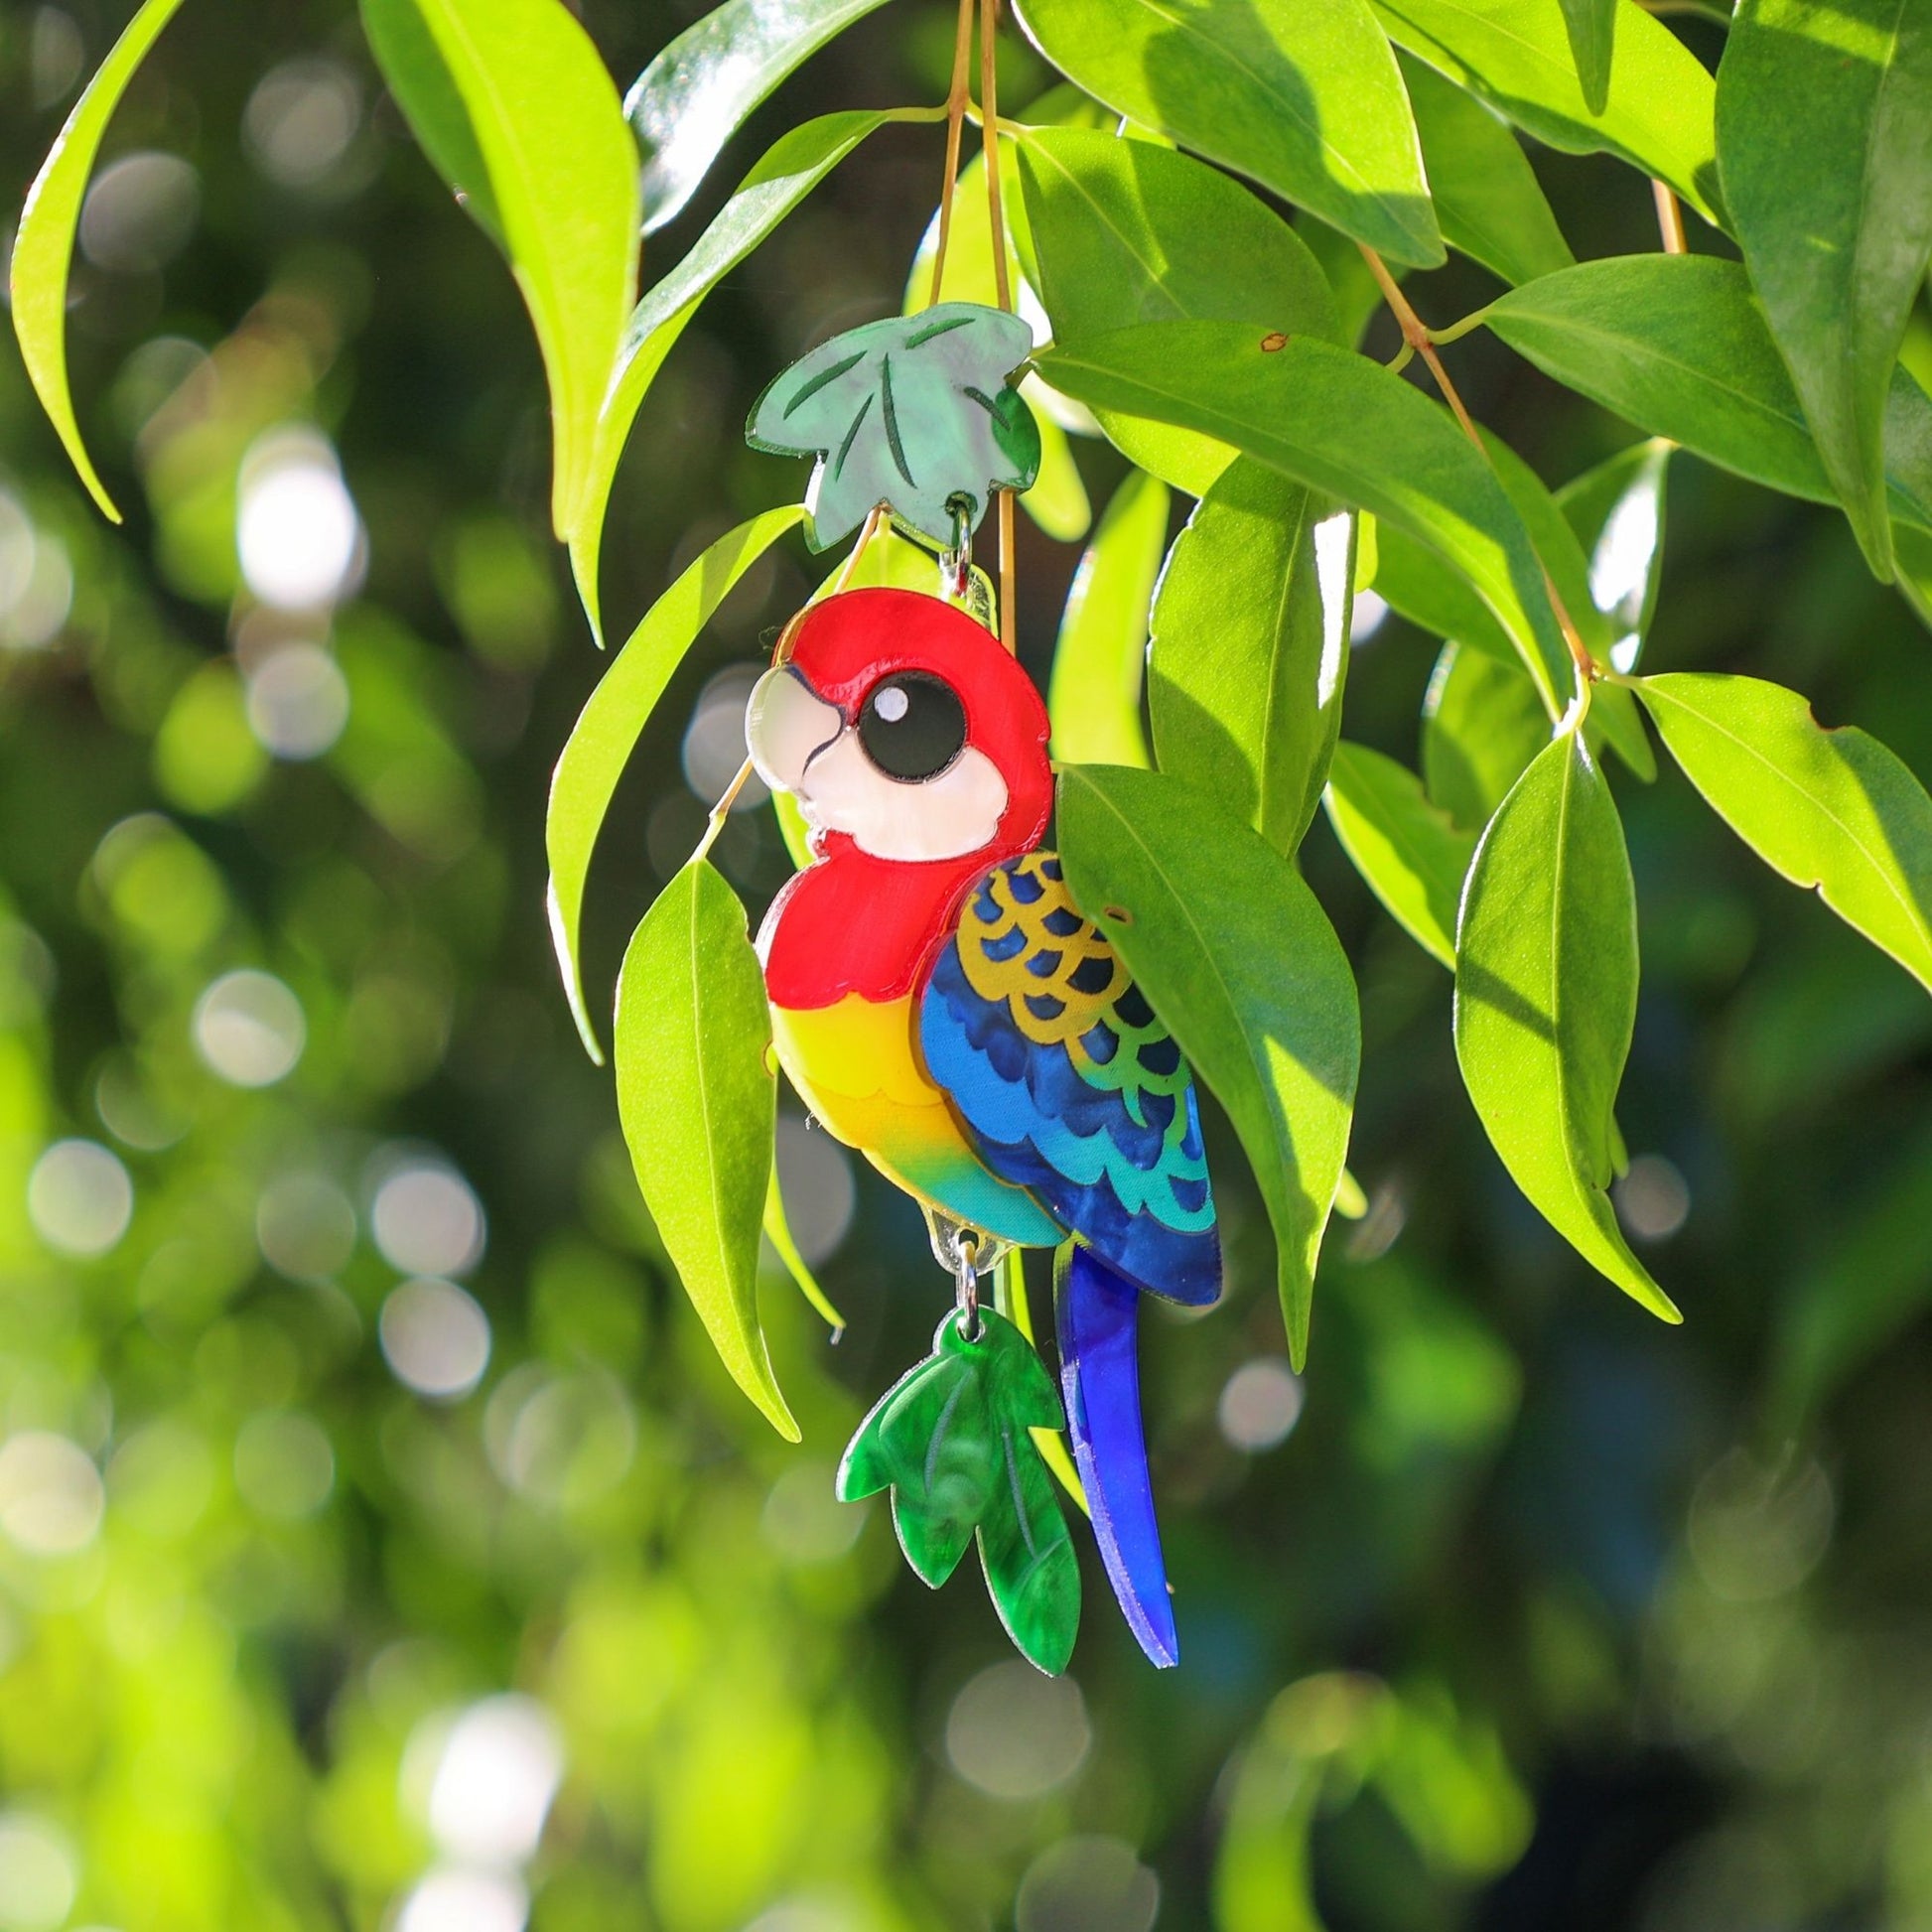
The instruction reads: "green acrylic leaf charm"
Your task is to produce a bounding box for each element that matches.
[747,304,1042,551]
[838,1309,1079,1675]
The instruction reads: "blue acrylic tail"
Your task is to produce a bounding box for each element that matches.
[1054,1242,1177,1668]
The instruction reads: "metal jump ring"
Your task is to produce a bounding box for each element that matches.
[940,496,974,603]
[949,1225,982,1340]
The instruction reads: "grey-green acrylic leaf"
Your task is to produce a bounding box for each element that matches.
[1011,0,1444,268]
[9,0,192,520]
[573,107,933,636]
[1150,463,1354,854]
[1399,55,1574,287]
[1717,0,1932,579]
[1057,764,1360,1366]
[1373,0,1724,223]
[1049,471,1170,767]
[627,0,897,232]
[748,305,1041,551]
[1452,731,1679,1321]
[363,0,640,540]
[1636,672,1932,994]
[1323,742,1474,969]
[548,505,806,1058]
[1484,256,1932,539]
[1035,322,1573,714]
[615,860,798,1442]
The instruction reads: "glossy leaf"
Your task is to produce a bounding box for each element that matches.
[1048,472,1170,767]
[1557,439,1672,672]
[1323,742,1475,969]
[1424,640,1550,834]
[1057,765,1360,1365]
[614,861,797,1441]
[1558,0,1614,113]
[1636,672,1932,993]
[747,305,1041,551]
[1149,462,1355,854]
[1484,256,1932,536]
[1718,0,1932,578]
[548,506,806,1058]
[626,0,896,233]
[1035,322,1574,714]
[8,0,191,521]
[1453,732,1679,1321]
[1373,0,1725,223]
[1011,0,1444,268]
[1400,55,1574,286]
[572,108,929,637]
[1018,128,1340,495]
[363,0,640,540]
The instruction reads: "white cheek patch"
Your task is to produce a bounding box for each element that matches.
[797,738,1010,861]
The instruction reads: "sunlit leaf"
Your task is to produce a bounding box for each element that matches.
[614,859,797,1441]
[1452,730,1679,1320]
[1373,0,1725,223]
[1400,55,1574,286]
[627,0,896,233]
[1324,742,1474,969]
[548,506,805,1060]
[572,107,932,637]
[8,0,192,521]
[1484,256,1932,536]
[1717,0,1932,577]
[763,1166,844,1332]
[363,0,641,538]
[1035,322,1574,713]
[1636,671,1932,993]
[1048,471,1170,767]
[1011,0,1444,268]
[1557,438,1672,673]
[1149,463,1354,853]
[1057,764,1360,1365]
[1423,640,1550,834]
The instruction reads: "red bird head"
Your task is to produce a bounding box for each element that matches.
[746,587,1051,864]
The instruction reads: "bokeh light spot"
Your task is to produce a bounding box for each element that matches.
[371,1160,485,1278]
[1615,1154,1691,1243]
[1688,1449,1834,1603]
[761,1460,865,1565]
[27,1140,133,1258]
[193,970,306,1087]
[243,59,363,189]
[233,1411,335,1519]
[0,1434,105,1558]
[1016,1836,1161,1932]
[424,1696,564,1866]
[79,151,199,272]
[682,666,768,810]
[380,1279,492,1401]
[395,1869,528,1932]
[944,1662,1090,1800]
[1217,1357,1304,1453]
[257,1172,357,1282]
[773,1117,855,1266]
[245,642,350,759]
[0,1814,76,1932]
[236,429,362,611]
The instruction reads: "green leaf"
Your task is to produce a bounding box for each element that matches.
[1557,0,1614,112]
[1149,462,1355,854]
[1323,742,1475,969]
[1056,765,1360,1365]
[1010,0,1445,268]
[1048,471,1171,767]
[763,1166,845,1332]
[547,506,805,1059]
[615,861,798,1441]
[626,0,896,233]
[1017,127,1342,494]
[1399,55,1574,286]
[1557,438,1672,672]
[1452,731,1679,1321]
[1717,0,1932,579]
[1483,255,1932,537]
[1035,322,1574,715]
[1424,640,1552,833]
[572,108,928,637]
[747,305,1041,551]
[362,0,641,539]
[8,0,192,521]
[1635,672,1932,993]
[1373,0,1724,223]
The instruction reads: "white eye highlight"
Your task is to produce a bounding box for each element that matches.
[873,684,909,723]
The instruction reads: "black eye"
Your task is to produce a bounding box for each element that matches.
[858,671,967,782]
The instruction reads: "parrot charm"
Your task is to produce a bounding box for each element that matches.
[746,585,1220,1669]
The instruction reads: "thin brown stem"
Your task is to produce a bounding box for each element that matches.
[1652,181,1688,255]
[1359,242,1598,697]
[925,0,977,310]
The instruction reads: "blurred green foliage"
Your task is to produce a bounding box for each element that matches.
[4,3,1932,1930]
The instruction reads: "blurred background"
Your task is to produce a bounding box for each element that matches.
[3,2,1932,1927]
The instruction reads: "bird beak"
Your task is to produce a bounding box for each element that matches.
[746,665,843,793]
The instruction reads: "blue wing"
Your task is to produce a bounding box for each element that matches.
[918,851,1220,1305]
